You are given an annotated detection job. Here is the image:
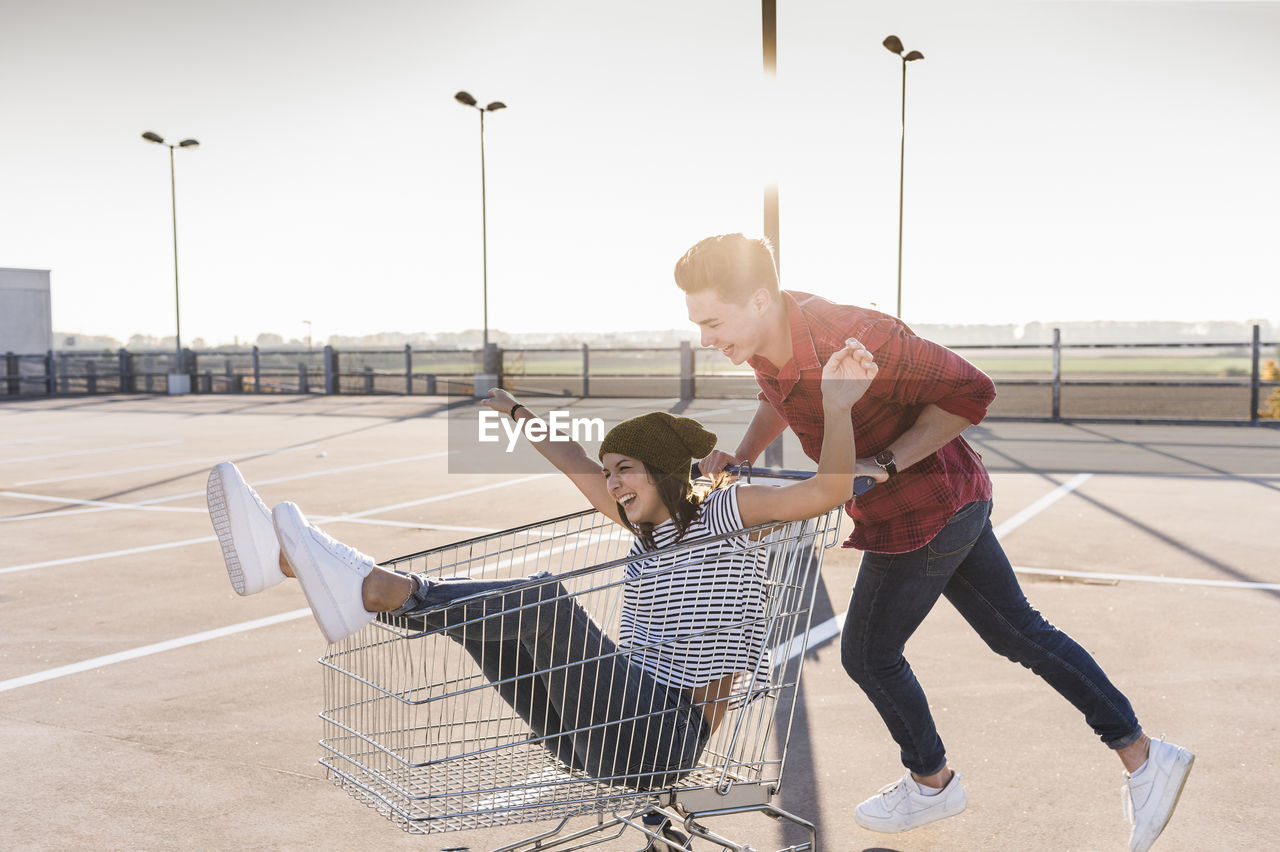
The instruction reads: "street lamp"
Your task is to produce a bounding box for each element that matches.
[141,131,199,360]
[454,91,506,371]
[882,35,923,318]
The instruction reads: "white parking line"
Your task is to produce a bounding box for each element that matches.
[0,492,207,516]
[0,535,220,575]
[1013,565,1280,591]
[0,609,313,694]
[0,473,550,575]
[994,473,1093,538]
[14,444,319,486]
[0,451,452,524]
[0,439,182,465]
[0,435,63,448]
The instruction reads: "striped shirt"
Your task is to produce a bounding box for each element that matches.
[618,484,771,697]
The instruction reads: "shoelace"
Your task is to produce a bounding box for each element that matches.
[308,525,370,571]
[877,778,909,801]
[1120,780,1135,825]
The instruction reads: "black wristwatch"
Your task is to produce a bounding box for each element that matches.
[875,449,898,480]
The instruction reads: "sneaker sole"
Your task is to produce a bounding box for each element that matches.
[1135,751,1194,852]
[206,464,247,595]
[853,798,966,833]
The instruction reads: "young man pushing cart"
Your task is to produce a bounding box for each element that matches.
[675,233,1193,852]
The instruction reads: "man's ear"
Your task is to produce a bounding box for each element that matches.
[750,287,773,315]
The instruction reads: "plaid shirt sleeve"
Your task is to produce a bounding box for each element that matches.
[859,316,995,425]
[752,292,994,554]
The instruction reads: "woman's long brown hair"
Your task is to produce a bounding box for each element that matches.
[619,463,712,549]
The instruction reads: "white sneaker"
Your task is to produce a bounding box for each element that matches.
[272,501,375,643]
[853,769,966,833]
[206,462,286,596]
[1123,736,1194,852]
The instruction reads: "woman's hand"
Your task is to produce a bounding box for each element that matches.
[820,338,878,411]
[483,387,520,415]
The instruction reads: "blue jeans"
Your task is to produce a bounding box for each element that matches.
[840,500,1142,776]
[394,572,710,789]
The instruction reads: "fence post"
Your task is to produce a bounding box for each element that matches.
[299,361,310,394]
[86,359,97,394]
[226,357,243,393]
[6,352,18,396]
[252,346,261,393]
[680,341,694,401]
[45,350,55,395]
[582,343,590,397]
[764,435,784,469]
[364,365,374,394]
[404,344,412,395]
[117,349,129,393]
[1251,324,1261,425]
[59,353,69,393]
[426,374,437,395]
[323,345,337,394]
[1051,328,1062,422]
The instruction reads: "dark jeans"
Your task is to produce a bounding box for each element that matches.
[840,499,1142,776]
[396,572,710,789]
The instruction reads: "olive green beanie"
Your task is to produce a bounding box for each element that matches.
[597,412,718,475]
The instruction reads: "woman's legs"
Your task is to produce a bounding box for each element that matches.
[400,573,708,787]
[212,470,707,786]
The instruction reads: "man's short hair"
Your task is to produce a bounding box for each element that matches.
[673,234,779,304]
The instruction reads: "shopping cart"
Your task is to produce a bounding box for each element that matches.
[319,471,843,851]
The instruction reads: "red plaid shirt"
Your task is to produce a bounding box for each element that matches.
[749,291,995,554]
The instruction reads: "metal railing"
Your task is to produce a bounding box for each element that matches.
[4,328,1278,426]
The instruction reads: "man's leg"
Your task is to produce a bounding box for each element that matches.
[842,500,991,833]
[940,515,1142,750]
[941,509,1194,851]
[841,499,991,777]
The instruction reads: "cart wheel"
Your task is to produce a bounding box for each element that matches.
[638,817,693,852]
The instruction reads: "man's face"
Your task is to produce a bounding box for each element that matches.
[685,288,768,366]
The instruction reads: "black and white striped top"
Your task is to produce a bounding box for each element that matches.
[618,484,771,696]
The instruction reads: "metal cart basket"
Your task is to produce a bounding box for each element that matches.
[319,477,842,851]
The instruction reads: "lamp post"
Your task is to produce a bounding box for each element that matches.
[882,36,923,318]
[454,91,506,373]
[141,131,199,361]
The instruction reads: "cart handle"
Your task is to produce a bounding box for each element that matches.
[691,462,876,496]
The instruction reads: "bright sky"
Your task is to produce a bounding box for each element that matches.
[2,0,1277,345]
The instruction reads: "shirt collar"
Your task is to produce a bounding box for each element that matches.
[748,291,820,390]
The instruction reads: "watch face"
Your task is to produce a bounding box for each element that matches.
[875,450,894,466]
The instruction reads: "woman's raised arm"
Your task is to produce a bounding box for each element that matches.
[481,389,623,525]
[735,339,878,526]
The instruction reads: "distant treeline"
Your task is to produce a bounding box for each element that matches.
[51,319,1277,353]
[913,320,1277,346]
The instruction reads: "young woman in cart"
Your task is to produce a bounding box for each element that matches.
[206,340,875,807]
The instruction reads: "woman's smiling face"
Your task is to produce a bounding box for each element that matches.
[601,453,670,526]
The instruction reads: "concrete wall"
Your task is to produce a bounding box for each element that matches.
[0,268,53,354]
